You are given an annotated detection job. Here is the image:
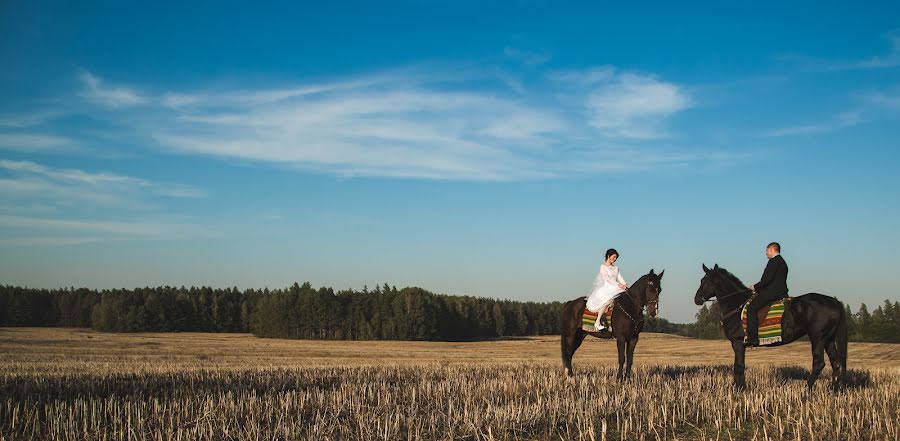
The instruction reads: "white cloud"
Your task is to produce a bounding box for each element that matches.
[0,159,206,217]
[79,71,146,107]
[0,111,62,128]
[0,160,209,246]
[0,214,195,238]
[843,30,900,70]
[861,86,900,108]
[0,133,73,152]
[151,84,573,180]
[764,110,863,137]
[148,69,701,178]
[581,71,691,139]
[0,236,102,246]
[779,30,900,71]
[20,66,723,181]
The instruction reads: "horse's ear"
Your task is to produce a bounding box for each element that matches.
[650,268,655,275]
[658,269,664,279]
[702,263,710,273]
[713,263,719,270]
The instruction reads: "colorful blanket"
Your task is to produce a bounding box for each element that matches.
[582,306,613,332]
[741,298,788,346]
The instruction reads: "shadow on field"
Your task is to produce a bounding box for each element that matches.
[647,365,734,379]
[773,366,872,389]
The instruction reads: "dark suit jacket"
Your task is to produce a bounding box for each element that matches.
[755,254,789,299]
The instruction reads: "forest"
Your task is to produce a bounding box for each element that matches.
[0,283,897,342]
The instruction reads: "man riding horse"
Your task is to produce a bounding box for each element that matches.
[744,242,789,347]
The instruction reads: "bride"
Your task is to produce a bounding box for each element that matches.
[585,248,628,330]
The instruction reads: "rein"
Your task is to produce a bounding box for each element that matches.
[702,288,752,322]
[615,281,654,332]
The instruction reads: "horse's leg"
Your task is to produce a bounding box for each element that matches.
[625,334,639,380]
[824,339,843,392]
[807,339,827,390]
[571,330,587,355]
[730,340,746,389]
[616,337,627,381]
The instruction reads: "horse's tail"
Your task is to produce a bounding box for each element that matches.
[560,300,575,366]
[560,298,582,376]
[836,301,849,370]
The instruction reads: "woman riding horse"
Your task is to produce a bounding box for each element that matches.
[561,267,663,380]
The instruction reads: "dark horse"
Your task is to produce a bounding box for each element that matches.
[695,264,848,391]
[561,269,663,380]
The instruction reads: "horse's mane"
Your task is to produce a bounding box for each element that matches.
[714,267,744,289]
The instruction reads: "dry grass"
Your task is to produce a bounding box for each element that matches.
[1,328,898,440]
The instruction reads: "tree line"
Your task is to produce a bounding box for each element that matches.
[0,284,897,342]
[0,283,560,340]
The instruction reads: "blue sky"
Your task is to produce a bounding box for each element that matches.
[1,1,899,322]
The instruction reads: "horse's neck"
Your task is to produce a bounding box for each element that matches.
[717,279,749,315]
[622,279,645,311]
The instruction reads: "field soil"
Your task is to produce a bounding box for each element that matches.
[1,327,897,374]
[2,328,898,440]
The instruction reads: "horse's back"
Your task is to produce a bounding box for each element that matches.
[790,292,844,311]
[563,297,587,312]
[786,293,844,336]
[562,297,587,330]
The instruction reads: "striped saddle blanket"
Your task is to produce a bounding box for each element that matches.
[741,297,789,346]
[582,306,613,332]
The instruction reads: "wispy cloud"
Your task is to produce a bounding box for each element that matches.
[764,110,863,137]
[0,111,63,128]
[779,30,900,71]
[9,67,730,182]
[0,159,206,201]
[842,30,900,70]
[0,133,74,152]
[583,71,691,139]
[860,85,900,108]
[0,159,208,246]
[0,236,102,246]
[0,212,209,247]
[66,67,716,180]
[79,70,146,107]
[504,47,551,66]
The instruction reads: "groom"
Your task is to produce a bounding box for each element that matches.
[744,242,789,346]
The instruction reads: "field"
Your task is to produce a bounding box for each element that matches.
[2,328,899,440]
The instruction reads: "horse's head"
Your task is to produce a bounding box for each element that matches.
[642,269,664,317]
[695,263,733,305]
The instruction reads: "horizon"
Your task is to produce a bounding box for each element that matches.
[2,2,899,323]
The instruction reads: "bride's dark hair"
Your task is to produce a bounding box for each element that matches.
[605,248,619,260]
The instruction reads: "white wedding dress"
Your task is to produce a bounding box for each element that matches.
[585,264,627,313]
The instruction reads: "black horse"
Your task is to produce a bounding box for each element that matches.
[695,264,848,391]
[561,269,663,380]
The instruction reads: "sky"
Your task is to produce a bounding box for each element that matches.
[1,1,899,322]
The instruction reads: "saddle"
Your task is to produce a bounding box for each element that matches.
[745,296,792,323]
[741,296,792,346]
[581,305,613,333]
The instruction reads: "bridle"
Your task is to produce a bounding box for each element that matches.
[699,280,752,322]
[616,278,660,329]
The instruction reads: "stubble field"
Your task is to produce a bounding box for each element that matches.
[1,328,898,440]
